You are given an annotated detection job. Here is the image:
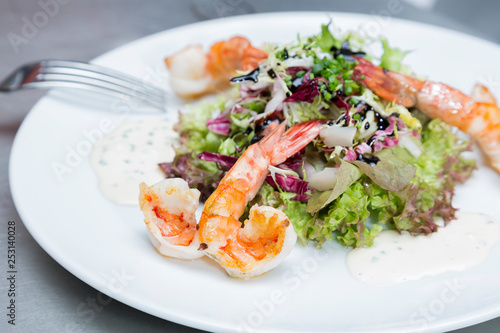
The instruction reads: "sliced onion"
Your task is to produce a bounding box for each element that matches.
[320,126,357,147]
[263,89,286,115]
[307,167,338,191]
[295,161,316,179]
[399,135,422,158]
[356,110,378,141]
[282,57,314,68]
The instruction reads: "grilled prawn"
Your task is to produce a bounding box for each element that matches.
[165,36,267,98]
[352,56,500,174]
[139,120,324,278]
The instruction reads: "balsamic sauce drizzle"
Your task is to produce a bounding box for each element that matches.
[356,154,380,166]
[331,40,366,61]
[227,43,390,168]
[230,68,260,83]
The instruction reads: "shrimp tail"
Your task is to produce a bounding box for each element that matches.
[223,119,324,201]
[353,56,500,175]
[255,121,287,153]
[352,56,424,108]
[270,119,326,165]
[207,36,267,75]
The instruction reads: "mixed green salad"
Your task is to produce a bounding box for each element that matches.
[160,24,476,248]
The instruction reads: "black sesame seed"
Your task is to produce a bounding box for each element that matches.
[283,48,289,60]
[267,69,277,78]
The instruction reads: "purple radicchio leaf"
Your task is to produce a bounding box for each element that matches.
[284,77,328,103]
[332,94,351,111]
[158,162,174,176]
[198,152,237,169]
[158,154,222,201]
[206,117,231,136]
[266,173,311,202]
[277,150,305,170]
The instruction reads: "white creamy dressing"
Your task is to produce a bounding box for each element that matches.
[347,212,500,286]
[90,118,178,205]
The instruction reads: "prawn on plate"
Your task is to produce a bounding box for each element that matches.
[139,179,203,260]
[139,120,325,278]
[352,56,500,174]
[165,36,268,98]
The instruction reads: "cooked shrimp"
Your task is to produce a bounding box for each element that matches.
[140,120,323,276]
[198,120,324,278]
[165,36,267,98]
[471,83,497,105]
[352,56,500,174]
[139,178,204,260]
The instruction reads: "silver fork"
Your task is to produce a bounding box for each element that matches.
[0,60,167,110]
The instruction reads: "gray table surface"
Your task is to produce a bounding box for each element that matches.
[1,1,499,332]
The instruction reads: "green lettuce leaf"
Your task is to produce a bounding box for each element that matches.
[306,159,363,214]
[323,181,380,247]
[175,97,227,154]
[380,38,410,74]
[315,24,338,51]
[294,119,475,247]
[351,149,416,192]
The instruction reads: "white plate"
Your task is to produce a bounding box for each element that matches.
[9,12,500,333]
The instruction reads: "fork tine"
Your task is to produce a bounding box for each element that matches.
[1,60,168,111]
[25,75,166,110]
[40,60,166,96]
[38,61,165,101]
[35,72,165,104]
[38,67,165,101]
